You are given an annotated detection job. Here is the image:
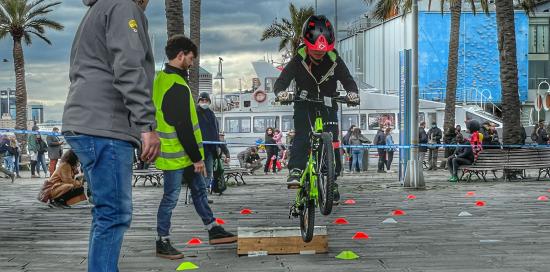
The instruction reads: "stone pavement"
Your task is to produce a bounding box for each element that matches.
[1,169,550,272]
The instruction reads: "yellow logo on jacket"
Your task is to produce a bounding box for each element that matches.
[128,19,138,32]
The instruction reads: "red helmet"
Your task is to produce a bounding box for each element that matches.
[302,15,335,52]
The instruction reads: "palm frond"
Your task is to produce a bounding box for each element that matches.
[28,29,50,44]
[22,30,31,45]
[25,1,61,22]
[27,17,63,31]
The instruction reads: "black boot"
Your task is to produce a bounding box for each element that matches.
[333,183,340,203]
[156,238,184,259]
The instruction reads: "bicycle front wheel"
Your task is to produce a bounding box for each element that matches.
[300,198,315,243]
[317,132,335,216]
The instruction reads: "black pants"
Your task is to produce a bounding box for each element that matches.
[53,187,85,205]
[447,157,471,176]
[377,149,387,171]
[288,101,341,175]
[264,148,278,173]
[428,148,439,170]
[386,151,394,170]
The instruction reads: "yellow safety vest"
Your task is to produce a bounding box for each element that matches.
[153,71,204,170]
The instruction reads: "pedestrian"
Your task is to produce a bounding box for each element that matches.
[0,136,15,182]
[531,120,549,145]
[440,126,456,169]
[41,150,87,208]
[343,125,356,172]
[62,0,160,270]
[264,127,278,174]
[36,134,49,177]
[427,122,442,170]
[196,92,221,188]
[385,127,396,172]
[153,35,236,260]
[4,136,17,174]
[447,133,474,182]
[273,128,285,152]
[237,147,263,174]
[418,121,428,163]
[46,127,64,176]
[349,127,370,172]
[11,136,21,178]
[373,126,387,173]
[218,133,230,165]
[520,125,527,145]
[27,126,40,178]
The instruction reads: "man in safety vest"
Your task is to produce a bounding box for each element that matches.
[153,35,237,260]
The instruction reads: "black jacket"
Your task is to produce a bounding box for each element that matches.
[197,106,219,153]
[274,45,358,98]
[454,140,474,163]
[419,128,429,152]
[427,127,443,145]
[533,127,549,145]
[373,129,386,151]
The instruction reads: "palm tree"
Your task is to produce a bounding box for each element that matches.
[165,0,184,38]
[495,0,524,144]
[368,0,487,141]
[0,0,63,152]
[189,0,201,100]
[261,3,314,56]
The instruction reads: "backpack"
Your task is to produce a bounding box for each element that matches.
[211,155,227,195]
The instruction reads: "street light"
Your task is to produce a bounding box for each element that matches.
[214,57,224,131]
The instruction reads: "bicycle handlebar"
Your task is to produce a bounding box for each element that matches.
[276,93,359,107]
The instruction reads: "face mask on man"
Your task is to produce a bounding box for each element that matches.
[199,103,209,109]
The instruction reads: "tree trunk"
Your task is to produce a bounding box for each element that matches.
[495,0,521,145]
[443,0,461,140]
[165,0,185,38]
[189,0,201,101]
[13,38,28,154]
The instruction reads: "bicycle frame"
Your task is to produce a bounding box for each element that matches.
[296,115,324,206]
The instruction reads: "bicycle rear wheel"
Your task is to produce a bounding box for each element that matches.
[317,132,335,216]
[300,198,315,243]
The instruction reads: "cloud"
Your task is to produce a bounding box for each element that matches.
[0,0,368,121]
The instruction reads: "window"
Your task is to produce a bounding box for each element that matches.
[427,113,437,126]
[225,117,251,133]
[368,113,396,130]
[342,114,359,131]
[529,60,550,89]
[281,115,294,132]
[530,24,549,54]
[253,116,279,133]
[243,101,251,107]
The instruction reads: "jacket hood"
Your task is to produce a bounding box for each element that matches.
[83,0,98,6]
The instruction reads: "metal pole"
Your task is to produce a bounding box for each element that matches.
[315,0,318,13]
[403,0,425,188]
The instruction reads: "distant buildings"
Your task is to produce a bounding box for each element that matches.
[199,66,213,94]
[0,88,45,129]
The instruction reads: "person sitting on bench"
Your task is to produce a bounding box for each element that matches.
[46,150,87,208]
[447,133,474,183]
[237,147,263,174]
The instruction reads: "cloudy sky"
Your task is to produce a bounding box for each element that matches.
[0,0,368,121]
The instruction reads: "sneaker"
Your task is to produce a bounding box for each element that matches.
[377,170,387,173]
[287,168,302,189]
[449,175,458,183]
[208,225,237,245]
[208,199,214,204]
[156,238,184,259]
[9,173,14,183]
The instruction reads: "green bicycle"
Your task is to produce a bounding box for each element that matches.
[281,92,357,242]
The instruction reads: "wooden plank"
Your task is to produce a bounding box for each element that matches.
[237,226,328,255]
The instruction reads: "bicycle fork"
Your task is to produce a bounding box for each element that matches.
[289,149,319,218]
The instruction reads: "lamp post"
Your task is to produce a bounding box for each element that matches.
[214,57,224,131]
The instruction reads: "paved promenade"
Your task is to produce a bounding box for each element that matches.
[1,169,550,271]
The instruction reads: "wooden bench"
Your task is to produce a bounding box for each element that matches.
[458,148,550,182]
[224,167,249,186]
[132,165,163,187]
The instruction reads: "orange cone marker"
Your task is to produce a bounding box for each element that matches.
[352,232,369,240]
[344,199,356,205]
[240,209,252,215]
[186,238,202,245]
[538,196,549,201]
[215,218,226,225]
[334,218,349,225]
[466,191,475,197]
[407,195,416,200]
[392,210,406,216]
[475,201,486,207]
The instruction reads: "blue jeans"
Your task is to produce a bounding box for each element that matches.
[4,155,14,172]
[352,149,364,172]
[204,149,214,188]
[37,152,48,175]
[157,168,215,237]
[65,135,134,272]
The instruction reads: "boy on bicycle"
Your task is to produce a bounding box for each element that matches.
[275,15,360,202]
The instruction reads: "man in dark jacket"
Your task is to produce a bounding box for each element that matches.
[373,127,387,173]
[274,15,359,202]
[418,122,428,163]
[196,92,220,187]
[46,127,64,176]
[532,120,549,145]
[61,1,160,271]
[447,133,474,182]
[427,122,442,170]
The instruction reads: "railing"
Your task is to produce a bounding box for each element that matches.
[420,87,502,116]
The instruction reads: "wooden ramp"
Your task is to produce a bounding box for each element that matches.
[237,226,328,256]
